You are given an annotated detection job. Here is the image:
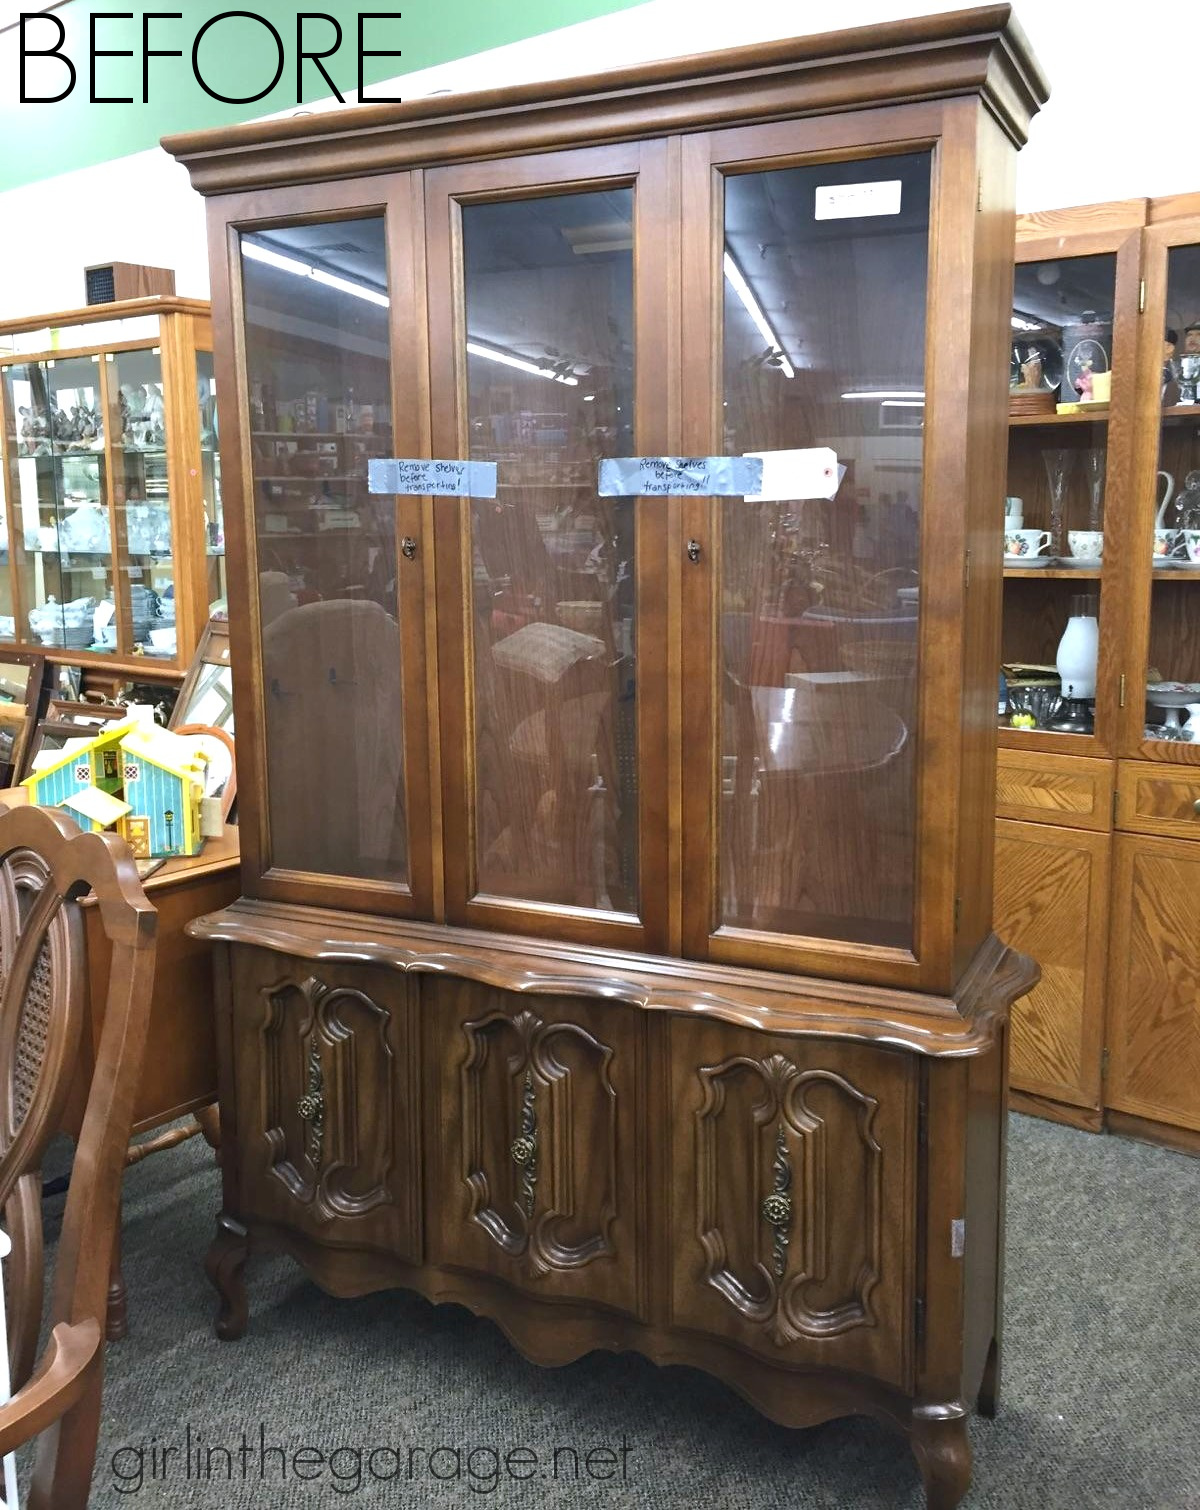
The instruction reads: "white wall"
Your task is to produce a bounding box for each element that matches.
[1,0,1195,318]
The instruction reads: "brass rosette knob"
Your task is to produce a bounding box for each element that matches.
[761,1191,792,1227]
[510,1133,537,1167]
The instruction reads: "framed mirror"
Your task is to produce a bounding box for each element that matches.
[169,620,233,733]
[0,652,48,786]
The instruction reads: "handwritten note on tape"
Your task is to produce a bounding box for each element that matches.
[368,458,498,498]
[597,455,764,497]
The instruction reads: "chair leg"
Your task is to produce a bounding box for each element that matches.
[106,1207,127,1342]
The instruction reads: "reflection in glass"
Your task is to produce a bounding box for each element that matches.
[1146,243,1200,743]
[240,218,407,882]
[719,155,930,949]
[196,352,226,613]
[462,188,637,914]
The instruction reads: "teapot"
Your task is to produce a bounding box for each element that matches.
[1155,470,1175,527]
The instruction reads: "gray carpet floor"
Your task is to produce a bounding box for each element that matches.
[29,1113,1200,1507]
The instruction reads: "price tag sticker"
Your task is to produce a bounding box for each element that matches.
[368,458,498,498]
[742,448,842,502]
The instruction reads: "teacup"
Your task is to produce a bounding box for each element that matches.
[1185,529,1200,564]
[1068,530,1103,559]
[1005,528,1051,557]
[1153,528,1182,559]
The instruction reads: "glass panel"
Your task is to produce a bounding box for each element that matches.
[718,154,930,949]
[4,356,114,655]
[108,347,175,659]
[1002,252,1116,739]
[0,314,159,358]
[461,188,637,914]
[1147,244,1200,745]
[240,217,407,882]
[196,352,226,615]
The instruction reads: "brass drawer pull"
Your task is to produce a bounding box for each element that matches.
[761,1125,792,1278]
[1193,798,1200,816]
[297,1044,324,1164]
[511,1071,538,1218]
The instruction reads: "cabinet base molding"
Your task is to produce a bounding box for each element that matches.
[191,902,1037,1510]
[1008,1089,1103,1133]
[1104,1110,1200,1158]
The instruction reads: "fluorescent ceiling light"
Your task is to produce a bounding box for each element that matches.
[841,389,925,400]
[881,399,926,409]
[723,251,795,379]
[466,340,579,386]
[242,240,390,307]
[1011,313,1042,332]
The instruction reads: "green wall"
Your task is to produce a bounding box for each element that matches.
[0,0,650,191]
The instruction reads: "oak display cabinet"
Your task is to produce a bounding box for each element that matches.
[0,298,227,681]
[995,196,1200,1151]
[167,10,1045,1506]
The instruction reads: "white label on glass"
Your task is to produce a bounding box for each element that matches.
[743,447,841,502]
[368,458,497,497]
[598,455,763,497]
[814,180,902,220]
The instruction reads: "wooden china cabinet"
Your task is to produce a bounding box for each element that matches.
[166,10,1045,1505]
[995,196,1200,1152]
[0,298,226,685]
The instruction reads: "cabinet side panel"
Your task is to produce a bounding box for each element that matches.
[953,104,1017,982]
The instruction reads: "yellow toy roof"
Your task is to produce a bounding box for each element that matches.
[22,717,141,788]
[120,726,208,785]
[62,787,131,825]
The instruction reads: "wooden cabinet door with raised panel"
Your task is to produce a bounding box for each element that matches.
[994,818,1110,1112]
[1107,834,1200,1133]
[667,1020,916,1388]
[228,948,419,1258]
[426,979,644,1317]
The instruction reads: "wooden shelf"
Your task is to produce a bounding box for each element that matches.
[1160,404,1200,422]
[1004,566,1102,579]
[1009,407,1109,427]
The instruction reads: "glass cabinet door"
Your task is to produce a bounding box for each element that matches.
[107,346,176,659]
[3,354,116,655]
[1135,229,1200,757]
[428,146,669,950]
[1001,248,1126,751]
[237,211,424,897]
[710,151,929,954]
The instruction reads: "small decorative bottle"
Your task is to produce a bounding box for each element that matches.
[1056,592,1099,730]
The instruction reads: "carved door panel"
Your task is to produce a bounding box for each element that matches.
[426,978,643,1318]
[229,948,418,1260]
[668,1020,917,1387]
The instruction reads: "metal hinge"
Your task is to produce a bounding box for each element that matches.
[1112,788,1119,827]
[1139,280,1146,314]
[976,173,983,212]
[951,1218,966,1258]
[963,549,971,589]
[1101,1047,1110,1080]
[1119,672,1127,708]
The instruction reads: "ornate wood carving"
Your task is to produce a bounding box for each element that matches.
[695,1052,883,1347]
[257,974,397,1220]
[461,1006,619,1279]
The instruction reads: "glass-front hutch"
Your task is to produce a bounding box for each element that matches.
[168,13,1046,1509]
[0,297,226,677]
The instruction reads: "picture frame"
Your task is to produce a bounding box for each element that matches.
[45,700,130,729]
[0,706,32,783]
[169,619,233,733]
[0,652,47,785]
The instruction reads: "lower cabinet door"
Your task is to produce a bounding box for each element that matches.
[229,947,419,1260]
[426,978,643,1318]
[668,1020,916,1387]
[1106,834,1200,1134]
[994,817,1110,1112]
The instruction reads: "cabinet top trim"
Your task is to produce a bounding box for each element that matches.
[162,5,1046,196]
[190,902,1038,1056]
[0,296,211,338]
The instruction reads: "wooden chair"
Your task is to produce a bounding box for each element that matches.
[0,805,156,1509]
